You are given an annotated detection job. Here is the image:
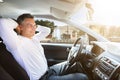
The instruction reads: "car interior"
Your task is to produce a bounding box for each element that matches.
[0,0,120,80]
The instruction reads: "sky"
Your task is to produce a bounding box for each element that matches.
[90,0,120,26]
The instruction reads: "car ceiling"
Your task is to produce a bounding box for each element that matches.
[0,0,87,19]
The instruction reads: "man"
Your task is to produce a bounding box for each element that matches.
[0,14,88,80]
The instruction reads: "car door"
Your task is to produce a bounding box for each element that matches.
[42,43,72,66]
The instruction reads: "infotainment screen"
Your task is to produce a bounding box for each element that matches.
[91,44,104,56]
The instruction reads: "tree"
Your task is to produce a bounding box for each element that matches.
[35,20,57,34]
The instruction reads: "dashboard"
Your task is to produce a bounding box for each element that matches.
[90,42,120,80]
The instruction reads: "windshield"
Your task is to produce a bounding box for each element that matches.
[89,0,120,42]
[69,0,120,42]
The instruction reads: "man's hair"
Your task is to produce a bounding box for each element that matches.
[17,13,34,25]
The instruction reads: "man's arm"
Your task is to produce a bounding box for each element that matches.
[0,18,19,51]
[34,25,51,41]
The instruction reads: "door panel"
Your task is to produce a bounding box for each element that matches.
[42,43,72,66]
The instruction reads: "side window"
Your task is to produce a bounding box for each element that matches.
[35,19,87,44]
[41,25,85,44]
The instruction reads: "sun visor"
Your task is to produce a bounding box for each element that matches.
[50,0,87,20]
[50,7,71,20]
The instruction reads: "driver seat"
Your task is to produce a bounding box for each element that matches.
[0,38,30,80]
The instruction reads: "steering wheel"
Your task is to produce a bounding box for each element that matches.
[61,36,84,75]
[67,37,84,66]
[60,34,89,75]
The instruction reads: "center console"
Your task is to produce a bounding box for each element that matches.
[93,56,120,80]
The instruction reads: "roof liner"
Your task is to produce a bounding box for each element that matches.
[0,0,87,19]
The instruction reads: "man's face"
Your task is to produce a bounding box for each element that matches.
[19,18,36,38]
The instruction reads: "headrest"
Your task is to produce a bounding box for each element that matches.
[0,18,18,29]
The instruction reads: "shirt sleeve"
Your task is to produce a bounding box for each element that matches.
[33,25,51,41]
[0,18,19,52]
